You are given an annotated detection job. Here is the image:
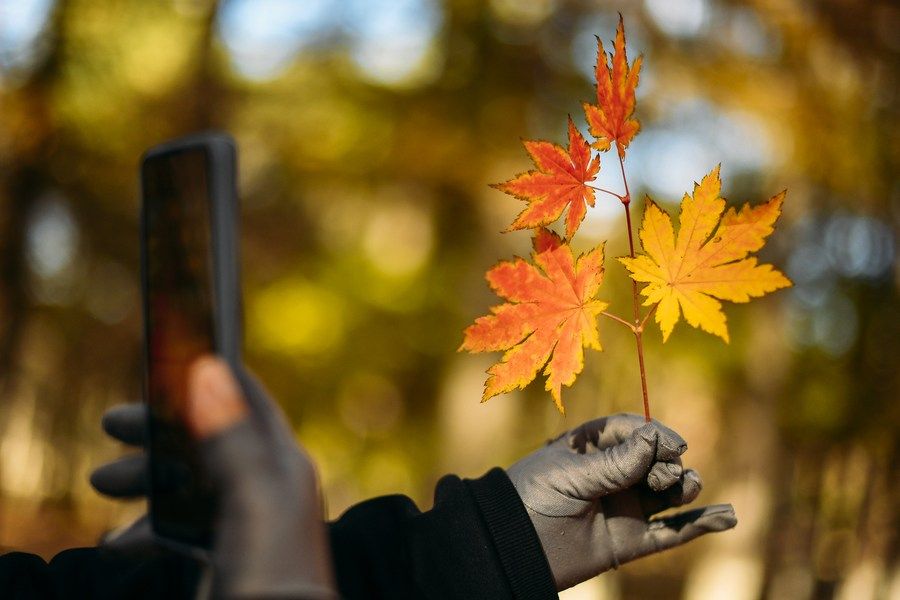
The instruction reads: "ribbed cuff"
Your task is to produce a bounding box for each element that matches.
[466,468,558,600]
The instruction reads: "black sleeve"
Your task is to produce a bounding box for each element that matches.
[0,468,556,599]
[329,467,557,600]
[0,548,200,600]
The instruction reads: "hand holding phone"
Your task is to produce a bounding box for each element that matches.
[93,133,336,597]
[92,357,337,598]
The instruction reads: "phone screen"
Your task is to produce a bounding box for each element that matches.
[142,147,217,546]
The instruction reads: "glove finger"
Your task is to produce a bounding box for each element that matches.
[647,458,683,492]
[640,468,703,515]
[572,414,687,461]
[101,404,148,447]
[641,503,736,556]
[90,455,150,498]
[101,516,158,557]
[568,413,644,451]
[574,422,658,498]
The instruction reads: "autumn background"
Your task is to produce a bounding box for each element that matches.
[0,0,897,598]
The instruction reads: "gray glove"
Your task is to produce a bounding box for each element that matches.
[91,358,336,599]
[507,413,737,591]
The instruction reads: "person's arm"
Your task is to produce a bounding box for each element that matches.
[0,464,552,600]
[2,413,733,599]
[0,548,200,599]
[329,468,556,599]
[90,390,734,598]
[326,415,737,597]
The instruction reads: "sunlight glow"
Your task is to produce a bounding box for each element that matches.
[345,0,443,86]
[627,100,775,201]
[0,0,53,78]
[645,0,709,38]
[26,197,78,280]
[217,0,337,80]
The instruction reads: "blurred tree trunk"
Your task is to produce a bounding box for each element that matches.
[0,0,70,398]
[0,0,74,508]
[185,0,224,132]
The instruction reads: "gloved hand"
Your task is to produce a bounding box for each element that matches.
[507,413,736,591]
[91,357,336,599]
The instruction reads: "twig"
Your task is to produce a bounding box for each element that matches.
[600,310,636,332]
[617,147,652,422]
[638,302,659,332]
[587,183,625,201]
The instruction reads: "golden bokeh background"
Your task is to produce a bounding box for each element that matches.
[0,1,897,598]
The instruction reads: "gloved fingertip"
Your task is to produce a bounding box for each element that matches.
[88,469,103,492]
[694,503,738,531]
[647,421,687,460]
[101,404,148,446]
[684,469,703,490]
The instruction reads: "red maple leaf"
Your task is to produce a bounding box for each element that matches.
[459,229,607,413]
[493,116,600,239]
[582,15,642,157]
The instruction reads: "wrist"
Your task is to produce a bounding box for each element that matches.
[525,506,618,592]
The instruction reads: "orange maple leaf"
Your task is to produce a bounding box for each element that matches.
[582,15,642,158]
[493,116,600,239]
[459,228,608,413]
[619,166,792,343]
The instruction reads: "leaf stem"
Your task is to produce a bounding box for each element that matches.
[617,147,652,422]
[638,302,659,332]
[587,183,625,201]
[600,310,636,332]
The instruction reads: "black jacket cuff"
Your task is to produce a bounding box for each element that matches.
[466,468,557,599]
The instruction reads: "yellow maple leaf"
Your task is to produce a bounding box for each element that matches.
[619,166,792,342]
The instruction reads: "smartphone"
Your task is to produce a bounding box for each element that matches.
[139,132,242,548]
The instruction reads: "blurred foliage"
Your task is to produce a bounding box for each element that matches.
[0,0,897,598]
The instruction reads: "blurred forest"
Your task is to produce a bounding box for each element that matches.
[0,0,897,598]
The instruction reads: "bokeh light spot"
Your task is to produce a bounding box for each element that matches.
[645,0,709,39]
[0,0,53,80]
[249,278,345,356]
[362,200,433,277]
[217,0,337,80]
[26,196,79,281]
[344,0,442,87]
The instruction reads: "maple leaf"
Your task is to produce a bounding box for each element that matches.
[582,15,642,158]
[493,116,600,239]
[460,228,608,413]
[619,166,792,343]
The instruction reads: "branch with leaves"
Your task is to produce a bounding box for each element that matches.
[459,16,792,419]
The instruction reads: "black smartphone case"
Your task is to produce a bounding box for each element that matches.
[139,131,242,548]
